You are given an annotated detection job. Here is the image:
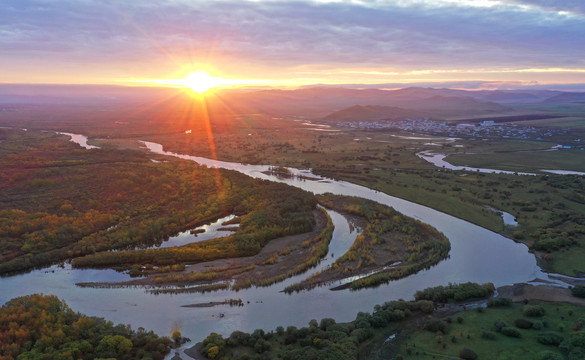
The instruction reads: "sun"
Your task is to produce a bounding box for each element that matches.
[180,71,222,94]
[135,69,263,93]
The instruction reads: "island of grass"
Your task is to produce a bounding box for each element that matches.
[76,207,334,293]
[285,194,450,292]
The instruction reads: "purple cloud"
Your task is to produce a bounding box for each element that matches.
[1,0,584,82]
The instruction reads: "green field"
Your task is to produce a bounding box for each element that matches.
[399,301,585,360]
[447,149,585,173]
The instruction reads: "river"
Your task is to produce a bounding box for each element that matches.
[0,134,567,355]
[417,150,585,176]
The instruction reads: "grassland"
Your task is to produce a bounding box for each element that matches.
[397,300,585,360]
[446,149,585,173]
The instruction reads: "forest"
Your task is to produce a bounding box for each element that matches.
[0,129,316,274]
[0,294,171,360]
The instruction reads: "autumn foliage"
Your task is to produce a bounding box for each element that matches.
[0,130,316,274]
[0,294,170,360]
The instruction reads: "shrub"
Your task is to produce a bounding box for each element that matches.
[276,326,284,336]
[296,327,310,339]
[370,315,388,328]
[494,321,508,332]
[417,300,435,313]
[414,282,494,302]
[534,321,544,330]
[569,331,585,349]
[254,338,271,354]
[351,328,373,343]
[387,309,406,322]
[328,330,348,342]
[423,319,448,334]
[569,348,585,360]
[227,331,251,346]
[319,318,336,331]
[539,350,564,360]
[286,326,298,336]
[284,335,297,345]
[501,327,521,338]
[515,318,534,329]
[459,347,478,360]
[571,286,585,298]
[487,297,513,307]
[536,332,564,346]
[524,305,546,317]
[481,331,496,340]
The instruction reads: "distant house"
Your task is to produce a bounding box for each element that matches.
[480,120,495,127]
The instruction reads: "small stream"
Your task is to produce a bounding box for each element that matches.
[418,150,585,176]
[160,215,238,248]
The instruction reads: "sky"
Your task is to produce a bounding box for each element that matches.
[2,0,585,90]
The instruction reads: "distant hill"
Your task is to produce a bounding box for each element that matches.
[322,96,513,122]
[480,91,542,104]
[0,84,572,118]
[400,95,512,114]
[323,105,427,122]
[541,92,585,104]
[220,87,514,118]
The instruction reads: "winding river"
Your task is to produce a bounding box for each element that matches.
[0,133,569,356]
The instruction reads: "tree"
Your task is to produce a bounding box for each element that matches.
[96,335,133,357]
[207,345,219,359]
[172,330,182,343]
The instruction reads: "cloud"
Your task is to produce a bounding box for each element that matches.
[1,0,584,83]
[507,0,585,16]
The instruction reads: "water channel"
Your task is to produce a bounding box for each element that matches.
[417,150,585,177]
[0,133,568,355]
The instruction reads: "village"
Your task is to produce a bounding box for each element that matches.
[331,117,580,143]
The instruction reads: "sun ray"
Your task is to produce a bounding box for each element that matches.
[132,70,276,95]
[180,71,222,94]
